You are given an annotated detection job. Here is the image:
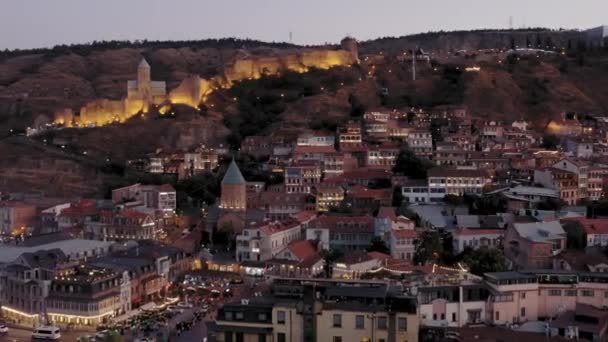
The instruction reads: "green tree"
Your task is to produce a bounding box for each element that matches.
[348,93,366,118]
[393,148,433,179]
[367,236,390,254]
[323,249,344,278]
[541,134,560,150]
[414,231,443,265]
[392,186,404,207]
[537,197,565,211]
[443,194,465,206]
[459,247,506,276]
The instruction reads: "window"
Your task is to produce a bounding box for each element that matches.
[604,291,608,298]
[226,332,234,342]
[521,307,526,317]
[433,314,437,320]
[581,290,594,297]
[565,290,577,296]
[258,334,266,342]
[355,315,364,329]
[549,289,561,296]
[236,332,244,342]
[277,333,286,342]
[377,316,387,329]
[277,310,286,324]
[235,312,244,320]
[398,317,407,331]
[452,313,456,322]
[441,313,445,320]
[333,337,342,342]
[225,311,233,320]
[258,313,267,321]
[495,311,499,321]
[521,292,526,299]
[333,314,342,328]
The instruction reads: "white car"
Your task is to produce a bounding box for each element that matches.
[95,330,109,339]
[0,325,8,333]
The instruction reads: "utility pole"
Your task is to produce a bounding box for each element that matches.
[289,31,293,44]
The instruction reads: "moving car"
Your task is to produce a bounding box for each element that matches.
[32,325,61,340]
[0,325,8,333]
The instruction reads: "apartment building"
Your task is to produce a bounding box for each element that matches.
[389,227,417,261]
[215,278,419,342]
[296,132,335,147]
[183,146,219,176]
[111,183,177,215]
[92,210,158,241]
[552,159,589,199]
[0,201,37,235]
[46,265,127,326]
[284,163,322,193]
[406,129,433,158]
[504,221,566,269]
[485,270,608,325]
[418,282,490,327]
[533,167,580,205]
[366,143,399,170]
[337,121,363,147]
[451,228,504,254]
[236,218,302,262]
[307,215,375,252]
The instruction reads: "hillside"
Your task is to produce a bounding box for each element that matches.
[2,29,608,197]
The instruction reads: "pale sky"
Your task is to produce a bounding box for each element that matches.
[1,0,607,50]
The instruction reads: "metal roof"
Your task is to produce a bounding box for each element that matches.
[222,160,246,185]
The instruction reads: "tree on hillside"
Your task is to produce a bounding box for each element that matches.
[367,237,390,254]
[459,247,506,276]
[414,231,443,265]
[541,134,560,150]
[348,94,366,118]
[393,148,433,179]
[392,186,405,207]
[323,249,344,278]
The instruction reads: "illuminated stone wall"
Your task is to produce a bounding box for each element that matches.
[53,45,358,127]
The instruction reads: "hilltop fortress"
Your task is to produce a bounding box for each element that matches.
[54,37,359,127]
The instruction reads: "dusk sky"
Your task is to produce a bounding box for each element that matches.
[1,0,607,50]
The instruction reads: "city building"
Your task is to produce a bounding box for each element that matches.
[236,218,302,262]
[451,228,504,254]
[406,129,433,157]
[0,201,37,235]
[504,221,567,269]
[307,215,375,252]
[111,183,177,216]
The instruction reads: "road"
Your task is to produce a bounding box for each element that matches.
[0,325,88,341]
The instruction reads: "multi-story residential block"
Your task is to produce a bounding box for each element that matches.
[111,183,176,215]
[587,166,608,200]
[0,201,37,235]
[564,137,594,158]
[46,265,128,326]
[504,221,566,269]
[322,152,358,178]
[313,183,345,212]
[332,251,390,278]
[406,129,433,157]
[258,191,315,221]
[215,278,419,342]
[337,121,362,147]
[366,143,399,169]
[55,199,100,231]
[485,270,608,326]
[433,142,468,166]
[307,215,375,252]
[363,119,389,141]
[346,185,393,212]
[550,303,608,341]
[183,146,219,176]
[534,167,580,205]
[284,163,322,193]
[236,218,302,262]
[490,185,559,211]
[418,280,490,327]
[93,210,158,241]
[241,135,272,158]
[427,168,491,196]
[451,228,504,254]
[296,132,335,147]
[390,226,417,261]
[552,159,589,199]
[292,145,336,163]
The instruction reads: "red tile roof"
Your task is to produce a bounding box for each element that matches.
[310,215,374,232]
[391,229,418,239]
[452,228,504,236]
[291,211,317,224]
[376,207,397,221]
[567,218,608,235]
[257,218,301,235]
[293,145,336,154]
[287,240,318,261]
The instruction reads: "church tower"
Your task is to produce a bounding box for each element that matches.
[220,160,247,211]
[137,58,151,94]
[340,36,359,63]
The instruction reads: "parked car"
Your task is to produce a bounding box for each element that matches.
[0,325,8,333]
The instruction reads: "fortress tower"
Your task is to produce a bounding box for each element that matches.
[341,36,359,63]
[220,160,247,211]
